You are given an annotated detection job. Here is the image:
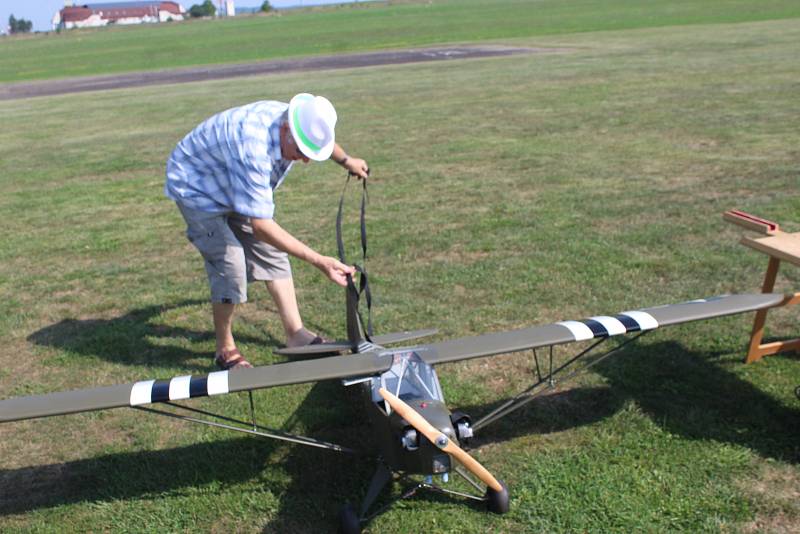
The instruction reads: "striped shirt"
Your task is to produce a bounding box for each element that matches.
[165,101,294,219]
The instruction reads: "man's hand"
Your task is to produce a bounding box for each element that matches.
[251,219,354,286]
[315,256,356,287]
[331,143,369,179]
[344,157,369,179]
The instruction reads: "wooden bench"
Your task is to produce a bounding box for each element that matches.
[724,210,800,363]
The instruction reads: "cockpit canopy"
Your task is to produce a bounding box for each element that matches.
[371,350,444,405]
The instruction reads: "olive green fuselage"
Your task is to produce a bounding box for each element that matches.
[357,351,457,475]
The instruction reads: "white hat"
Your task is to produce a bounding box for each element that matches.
[288,93,337,161]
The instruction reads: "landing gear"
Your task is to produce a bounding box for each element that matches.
[486,479,510,514]
[339,503,361,534]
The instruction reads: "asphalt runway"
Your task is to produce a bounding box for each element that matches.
[0,45,561,101]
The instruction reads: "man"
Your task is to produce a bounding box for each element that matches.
[165,93,369,370]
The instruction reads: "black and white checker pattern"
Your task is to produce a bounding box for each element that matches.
[557,310,659,341]
[129,371,229,406]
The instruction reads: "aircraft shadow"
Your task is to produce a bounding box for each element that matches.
[591,340,800,463]
[457,386,624,446]
[263,384,623,531]
[26,300,283,372]
[261,379,376,533]
[0,434,281,516]
[0,381,370,530]
[456,340,799,463]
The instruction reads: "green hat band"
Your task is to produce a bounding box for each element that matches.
[292,103,321,152]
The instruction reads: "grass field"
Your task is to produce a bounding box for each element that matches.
[1,1,799,532]
[1,0,800,82]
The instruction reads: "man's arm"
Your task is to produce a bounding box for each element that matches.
[250,218,354,287]
[330,143,369,179]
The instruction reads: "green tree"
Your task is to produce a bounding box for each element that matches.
[8,14,33,34]
[260,1,273,12]
[188,0,216,18]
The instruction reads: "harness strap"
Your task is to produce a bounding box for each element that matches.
[336,173,373,341]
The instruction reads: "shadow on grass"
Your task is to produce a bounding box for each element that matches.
[0,381,369,532]
[264,386,624,530]
[449,340,799,462]
[0,435,281,516]
[26,300,283,372]
[592,340,800,463]
[262,380,375,533]
[458,340,799,462]
[0,380,531,529]
[459,386,624,446]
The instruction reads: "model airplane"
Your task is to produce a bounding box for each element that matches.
[0,181,786,533]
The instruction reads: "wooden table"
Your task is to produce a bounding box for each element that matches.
[739,230,800,363]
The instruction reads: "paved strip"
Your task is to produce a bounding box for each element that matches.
[0,45,559,101]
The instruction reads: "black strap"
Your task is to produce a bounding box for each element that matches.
[336,173,373,340]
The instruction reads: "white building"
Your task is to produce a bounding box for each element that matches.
[53,1,185,31]
[220,0,235,17]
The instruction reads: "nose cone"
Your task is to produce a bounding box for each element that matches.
[407,399,456,439]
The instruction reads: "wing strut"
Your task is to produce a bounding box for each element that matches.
[132,401,359,455]
[471,331,649,432]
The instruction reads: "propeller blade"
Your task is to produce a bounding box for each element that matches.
[378,387,502,492]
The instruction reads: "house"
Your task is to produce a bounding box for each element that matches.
[52,1,185,30]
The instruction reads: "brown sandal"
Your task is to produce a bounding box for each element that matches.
[214,348,253,370]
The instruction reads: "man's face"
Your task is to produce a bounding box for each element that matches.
[281,123,310,163]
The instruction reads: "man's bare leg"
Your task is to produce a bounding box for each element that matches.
[212,302,252,368]
[266,277,319,347]
[212,302,237,354]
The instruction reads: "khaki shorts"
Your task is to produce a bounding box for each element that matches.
[176,203,292,304]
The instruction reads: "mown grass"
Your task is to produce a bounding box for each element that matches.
[1,8,799,534]
[1,0,800,82]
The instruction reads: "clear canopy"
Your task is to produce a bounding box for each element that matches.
[371,350,443,406]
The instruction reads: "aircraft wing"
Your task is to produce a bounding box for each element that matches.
[0,350,395,423]
[0,293,783,423]
[420,293,784,365]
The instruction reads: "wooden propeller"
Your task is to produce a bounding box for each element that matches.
[378,387,503,492]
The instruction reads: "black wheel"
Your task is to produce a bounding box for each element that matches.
[485,479,510,514]
[339,503,361,534]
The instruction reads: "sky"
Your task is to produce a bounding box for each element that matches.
[0,0,372,33]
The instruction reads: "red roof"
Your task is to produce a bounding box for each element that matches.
[60,2,182,23]
[61,6,93,23]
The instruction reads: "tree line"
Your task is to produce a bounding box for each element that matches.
[7,15,33,34]
[188,1,272,18]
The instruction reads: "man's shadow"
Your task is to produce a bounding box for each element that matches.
[26,300,284,372]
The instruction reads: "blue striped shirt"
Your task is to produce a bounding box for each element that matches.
[165,101,293,219]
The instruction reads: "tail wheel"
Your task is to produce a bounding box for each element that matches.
[486,479,510,514]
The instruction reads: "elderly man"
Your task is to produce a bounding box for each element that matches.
[165,93,369,370]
